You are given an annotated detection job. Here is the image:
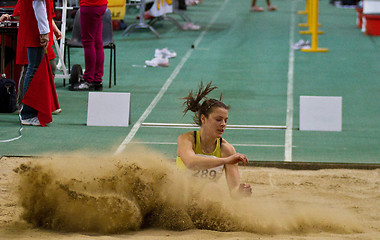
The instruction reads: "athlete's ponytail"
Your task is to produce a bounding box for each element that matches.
[181,81,230,126]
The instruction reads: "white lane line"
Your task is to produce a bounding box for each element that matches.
[114,0,231,155]
[285,0,297,162]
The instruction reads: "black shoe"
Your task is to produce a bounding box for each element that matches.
[68,81,95,91]
[93,81,103,91]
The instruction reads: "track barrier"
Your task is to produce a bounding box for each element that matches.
[299,0,328,52]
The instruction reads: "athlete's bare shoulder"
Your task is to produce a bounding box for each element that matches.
[178,131,194,141]
[177,131,196,147]
[177,131,196,156]
[221,138,236,157]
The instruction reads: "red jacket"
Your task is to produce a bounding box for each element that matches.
[14,0,56,65]
[80,0,108,7]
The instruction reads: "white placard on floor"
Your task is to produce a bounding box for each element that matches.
[87,92,130,127]
[299,96,342,132]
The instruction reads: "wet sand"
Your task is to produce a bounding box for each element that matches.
[0,150,379,240]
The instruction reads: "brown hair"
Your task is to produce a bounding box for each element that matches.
[181,82,231,126]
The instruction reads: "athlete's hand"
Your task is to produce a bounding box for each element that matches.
[225,153,248,165]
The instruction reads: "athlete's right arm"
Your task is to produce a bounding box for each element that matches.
[176,133,248,170]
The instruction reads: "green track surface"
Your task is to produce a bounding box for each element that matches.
[1,0,379,164]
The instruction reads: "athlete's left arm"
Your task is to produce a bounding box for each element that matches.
[221,139,241,191]
[222,139,252,197]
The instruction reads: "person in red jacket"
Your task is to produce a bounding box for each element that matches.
[15,0,56,126]
[70,0,108,91]
[11,1,62,111]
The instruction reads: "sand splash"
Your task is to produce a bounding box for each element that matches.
[13,148,363,234]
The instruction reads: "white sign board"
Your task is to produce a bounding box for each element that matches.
[87,92,131,127]
[363,0,380,14]
[299,96,342,132]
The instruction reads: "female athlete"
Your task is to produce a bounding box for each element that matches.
[176,82,252,196]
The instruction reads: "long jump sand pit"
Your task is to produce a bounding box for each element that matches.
[0,148,379,240]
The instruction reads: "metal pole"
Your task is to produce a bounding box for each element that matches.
[141,122,287,130]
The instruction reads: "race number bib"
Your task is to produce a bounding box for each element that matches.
[192,154,224,180]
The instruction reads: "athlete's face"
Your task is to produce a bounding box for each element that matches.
[202,107,229,138]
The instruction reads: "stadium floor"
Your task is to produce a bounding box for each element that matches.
[1,0,379,165]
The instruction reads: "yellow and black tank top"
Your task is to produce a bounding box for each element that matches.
[176,131,224,180]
